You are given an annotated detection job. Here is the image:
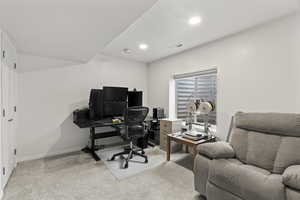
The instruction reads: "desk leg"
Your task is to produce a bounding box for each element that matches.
[90,127,96,150]
[166,136,170,161]
[82,127,101,161]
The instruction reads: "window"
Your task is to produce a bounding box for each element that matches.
[175,69,217,124]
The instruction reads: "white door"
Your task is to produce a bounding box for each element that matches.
[1,33,17,188]
[7,64,16,174]
[11,64,17,168]
[1,63,11,187]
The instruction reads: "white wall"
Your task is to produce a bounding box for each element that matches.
[17,53,148,161]
[148,13,300,140]
[17,53,80,73]
[295,65,300,113]
[290,16,300,113]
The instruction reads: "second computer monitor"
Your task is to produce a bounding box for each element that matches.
[103,87,128,117]
[103,87,128,101]
[128,91,143,107]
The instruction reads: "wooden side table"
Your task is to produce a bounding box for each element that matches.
[166,133,216,161]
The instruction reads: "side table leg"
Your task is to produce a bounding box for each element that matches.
[185,145,189,153]
[166,136,171,161]
[193,146,198,159]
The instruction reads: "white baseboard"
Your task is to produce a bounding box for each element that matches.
[17,146,83,162]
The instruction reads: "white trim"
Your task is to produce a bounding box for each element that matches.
[174,68,217,79]
[17,146,83,162]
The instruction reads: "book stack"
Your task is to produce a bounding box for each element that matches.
[183,131,206,141]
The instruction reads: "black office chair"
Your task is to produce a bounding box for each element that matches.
[109,106,149,169]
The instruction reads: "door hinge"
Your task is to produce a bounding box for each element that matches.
[2,50,5,59]
[2,109,5,117]
[14,63,17,69]
[14,106,17,112]
[2,167,5,176]
[14,149,17,155]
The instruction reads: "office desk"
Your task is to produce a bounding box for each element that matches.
[75,118,123,161]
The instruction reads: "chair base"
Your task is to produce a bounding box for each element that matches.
[109,144,148,169]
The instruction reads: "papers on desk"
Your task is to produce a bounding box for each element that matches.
[183,131,207,141]
[185,130,203,137]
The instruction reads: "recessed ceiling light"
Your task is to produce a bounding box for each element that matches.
[139,43,148,50]
[188,16,202,26]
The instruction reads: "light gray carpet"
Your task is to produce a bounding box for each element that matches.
[98,146,188,180]
[3,151,202,200]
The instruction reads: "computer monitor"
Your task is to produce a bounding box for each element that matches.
[103,87,128,117]
[103,102,127,117]
[103,87,128,102]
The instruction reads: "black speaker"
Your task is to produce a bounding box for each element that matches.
[128,91,143,107]
[153,108,164,119]
[73,108,89,123]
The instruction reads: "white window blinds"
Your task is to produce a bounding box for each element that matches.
[175,69,217,124]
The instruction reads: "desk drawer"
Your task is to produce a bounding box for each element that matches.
[160,134,167,147]
[160,120,172,131]
[160,129,170,136]
[160,119,182,133]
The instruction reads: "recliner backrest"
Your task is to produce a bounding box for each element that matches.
[229,112,300,174]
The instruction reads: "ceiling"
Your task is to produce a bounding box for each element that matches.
[0,0,299,63]
[0,0,158,62]
[103,0,300,63]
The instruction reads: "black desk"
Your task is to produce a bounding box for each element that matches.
[75,118,123,161]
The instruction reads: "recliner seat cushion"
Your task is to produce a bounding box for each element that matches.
[209,159,285,200]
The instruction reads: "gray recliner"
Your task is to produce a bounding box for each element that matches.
[194,112,300,200]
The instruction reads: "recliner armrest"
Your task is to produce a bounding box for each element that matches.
[197,141,235,159]
[283,165,300,190]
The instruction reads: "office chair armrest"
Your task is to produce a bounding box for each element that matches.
[197,141,235,159]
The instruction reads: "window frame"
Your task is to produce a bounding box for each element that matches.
[174,68,218,123]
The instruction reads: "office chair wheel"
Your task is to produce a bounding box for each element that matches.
[145,158,148,163]
[141,150,145,155]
